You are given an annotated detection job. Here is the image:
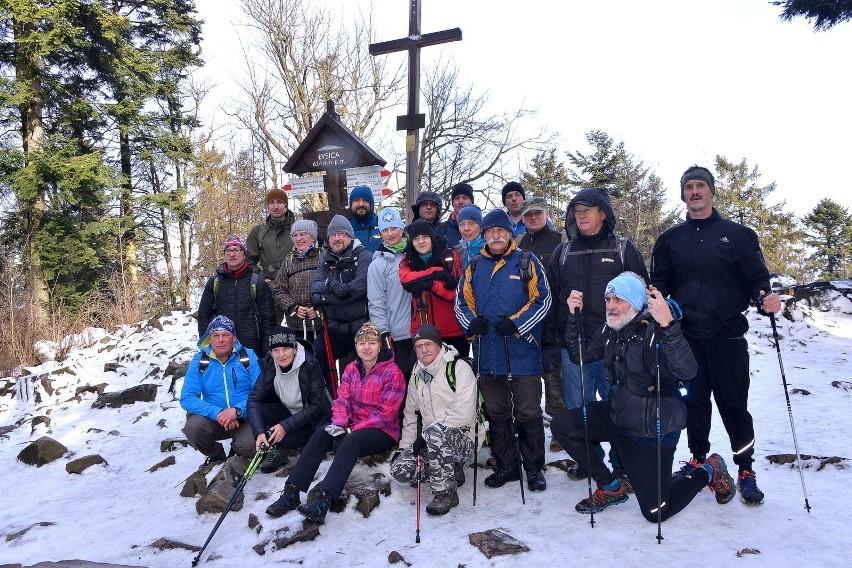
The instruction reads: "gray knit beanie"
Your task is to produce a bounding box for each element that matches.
[326,214,354,238]
[291,219,318,240]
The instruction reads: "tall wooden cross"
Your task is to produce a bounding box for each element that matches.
[369,0,461,220]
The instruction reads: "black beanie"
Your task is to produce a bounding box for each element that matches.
[680,166,715,201]
[268,326,298,350]
[502,181,526,203]
[407,219,437,241]
[451,183,474,202]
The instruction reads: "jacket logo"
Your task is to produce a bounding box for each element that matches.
[720,236,730,243]
[601,258,614,263]
[509,274,520,280]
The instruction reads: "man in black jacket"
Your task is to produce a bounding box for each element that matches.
[651,165,782,505]
[197,234,276,356]
[310,215,373,393]
[550,272,737,519]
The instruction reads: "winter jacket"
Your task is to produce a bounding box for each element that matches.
[650,208,772,340]
[348,188,382,253]
[367,245,413,340]
[331,350,406,441]
[410,191,443,229]
[246,211,296,282]
[399,238,464,340]
[455,240,552,376]
[246,343,331,437]
[310,241,373,335]
[399,344,480,449]
[181,334,261,421]
[565,310,696,438]
[197,263,277,355]
[517,227,565,350]
[437,214,462,248]
[275,242,321,333]
[546,187,648,351]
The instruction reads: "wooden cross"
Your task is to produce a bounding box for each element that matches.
[369,0,461,220]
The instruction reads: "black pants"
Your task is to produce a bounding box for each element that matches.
[259,402,315,449]
[313,329,355,396]
[444,335,470,359]
[286,424,396,501]
[479,374,545,472]
[550,401,708,522]
[685,337,754,471]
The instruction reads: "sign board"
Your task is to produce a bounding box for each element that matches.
[349,183,393,205]
[282,176,325,196]
[345,165,392,188]
[302,145,357,170]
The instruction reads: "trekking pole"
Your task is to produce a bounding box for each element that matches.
[417,292,429,326]
[575,310,595,527]
[415,411,424,543]
[655,340,664,544]
[473,336,482,506]
[192,445,268,566]
[499,315,525,505]
[769,313,811,512]
[318,309,339,399]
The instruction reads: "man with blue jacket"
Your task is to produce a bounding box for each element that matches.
[348,185,382,253]
[455,209,552,492]
[181,315,261,465]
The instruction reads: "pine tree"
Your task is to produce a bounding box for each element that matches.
[802,198,852,279]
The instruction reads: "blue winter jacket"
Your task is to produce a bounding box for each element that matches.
[455,240,552,376]
[180,333,261,421]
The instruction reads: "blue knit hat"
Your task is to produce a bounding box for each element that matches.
[480,209,513,233]
[604,272,647,312]
[206,315,236,336]
[378,207,405,232]
[457,204,483,226]
[349,185,375,210]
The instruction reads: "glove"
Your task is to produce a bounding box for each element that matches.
[466,316,488,337]
[328,279,350,299]
[324,424,346,437]
[381,332,394,352]
[311,293,328,307]
[494,317,519,337]
[438,270,458,290]
[404,279,432,297]
[411,435,427,456]
[542,347,561,373]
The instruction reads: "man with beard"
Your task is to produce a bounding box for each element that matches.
[348,185,382,253]
[247,189,297,287]
[455,209,552,492]
[550,272,737,519]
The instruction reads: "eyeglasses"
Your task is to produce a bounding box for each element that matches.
[328,231,349,239]
[292,231,312,239]
[414,341,438,352]
[224,248,243,255]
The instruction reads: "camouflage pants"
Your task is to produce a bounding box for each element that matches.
[390,423,474,492]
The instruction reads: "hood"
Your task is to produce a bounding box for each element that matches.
[411,191,443,222]
[565,187,616,239]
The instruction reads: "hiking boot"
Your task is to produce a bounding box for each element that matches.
[612,467,633,494]
[266,483,301,518]
[526,469,547,492]
[297,488,332,524]
[704,453,737,504]
[454,463,466,488]
[671,458,701,482]
[549,438,563,452]
[425,488,459,516]
[575,482,629,514]
[566,463,588,481]
[484,468,520,488]
[738,470,765,505]
[259,447,289,474]
[202,446,227,467]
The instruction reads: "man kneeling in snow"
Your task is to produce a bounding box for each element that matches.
[181,315,260,465]
[390,324,480,516]
[551,272,738,519]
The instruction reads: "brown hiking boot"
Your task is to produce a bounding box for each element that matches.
[425,488,459,515]
[704,453,737,504]
[550,438,563,452]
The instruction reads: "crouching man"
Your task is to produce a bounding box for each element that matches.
[550,272,737,520]
[390,324,480,515]
[181,315,260,465]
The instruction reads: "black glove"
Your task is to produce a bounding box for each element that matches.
[411,435,427,456]
[466,316,488,337]
[328,279,350,298]
[381,332,394,352]
[542,347,561,372]
[494,317,519,337]
[438,270,458,290]
[404,279,432,297]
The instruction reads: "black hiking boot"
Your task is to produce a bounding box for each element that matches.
[425,488,459,516]
[202,446,227,467]
[454,462,466,488]
[567,463,588,481]
[265,483,301,518]
[738,469,765,505]
[484,468,520,488]
[575,482,629,514]
[297,488,332,524]
[526,469,547,492]
[260,446,289,474]
[704,453,737,505]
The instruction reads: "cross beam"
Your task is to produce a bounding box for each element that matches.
[368,0,462,220]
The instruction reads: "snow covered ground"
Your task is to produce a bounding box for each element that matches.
[1,295,850,567]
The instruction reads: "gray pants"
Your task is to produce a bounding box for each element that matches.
[182,413,255,458]
[390,423,474,492]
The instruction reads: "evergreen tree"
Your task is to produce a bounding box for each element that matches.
[774,0,852,31]
[802,198,852,279]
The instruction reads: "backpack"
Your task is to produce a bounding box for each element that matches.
[468,249,533,282]
[445,357,486,424]
[198,347,251,375]
[559,234,628,267]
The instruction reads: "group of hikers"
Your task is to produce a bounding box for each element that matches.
[180,165,783,528]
